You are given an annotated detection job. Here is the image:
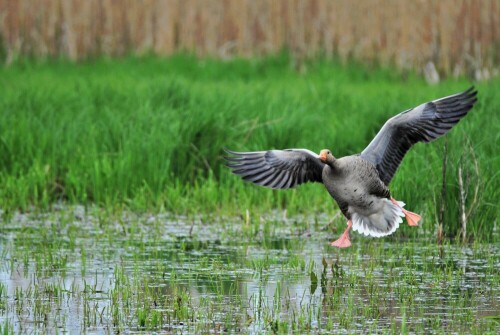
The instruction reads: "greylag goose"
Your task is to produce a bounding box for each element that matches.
[225,87,477,248]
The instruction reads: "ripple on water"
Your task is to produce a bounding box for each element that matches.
[0,206,498,334]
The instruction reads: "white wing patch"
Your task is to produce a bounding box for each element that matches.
[352,198,405,237]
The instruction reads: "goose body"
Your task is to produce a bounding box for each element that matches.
[225,87,478,247]
[322,155,403,238]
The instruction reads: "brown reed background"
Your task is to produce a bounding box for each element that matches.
[0,0,499,76]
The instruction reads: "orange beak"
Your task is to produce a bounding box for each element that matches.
[319,152,327,162]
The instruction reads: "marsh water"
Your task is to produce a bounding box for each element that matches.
[0,206,498,334]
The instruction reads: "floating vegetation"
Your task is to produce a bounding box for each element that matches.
[0,206,498,333]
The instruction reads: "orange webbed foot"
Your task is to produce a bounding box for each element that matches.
[390,197,421,226]
[330,219,353,248]
[330,236,352,248]
[402,208,421,226]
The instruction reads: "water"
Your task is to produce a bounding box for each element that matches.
[0,206,498,334]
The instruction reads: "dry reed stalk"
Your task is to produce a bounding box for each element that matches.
[0,0,498,76]
[459,141,481,244]
[438,138,448,246]
[458,165,467,243]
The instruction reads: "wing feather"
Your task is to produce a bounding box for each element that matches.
[361,87,478,185]
[224,148,325,189]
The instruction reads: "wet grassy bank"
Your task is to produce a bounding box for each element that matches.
[0,55,498,240]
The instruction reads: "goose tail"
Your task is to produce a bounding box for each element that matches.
[352,199,405,237]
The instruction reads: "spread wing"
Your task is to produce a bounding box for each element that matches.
[361,87,478,185]
[224,148,325,189]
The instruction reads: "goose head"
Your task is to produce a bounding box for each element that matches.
[319,149,335,165]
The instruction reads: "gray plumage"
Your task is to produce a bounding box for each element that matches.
[224,149,324,189]
[321,155,389,217]
[361,87,477,185]
[225,87,478,238]
[321,155,401,237]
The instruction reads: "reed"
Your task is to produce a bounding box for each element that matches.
[0,0,499,76]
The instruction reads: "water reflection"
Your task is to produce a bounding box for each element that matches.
[0,208,498,333]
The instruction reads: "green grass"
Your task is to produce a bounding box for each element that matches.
[0,54,499,240]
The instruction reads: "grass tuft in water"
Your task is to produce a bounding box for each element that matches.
[0,207,498,333]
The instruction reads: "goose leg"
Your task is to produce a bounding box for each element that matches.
[390,197,421,226]
[330,220,352,248]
